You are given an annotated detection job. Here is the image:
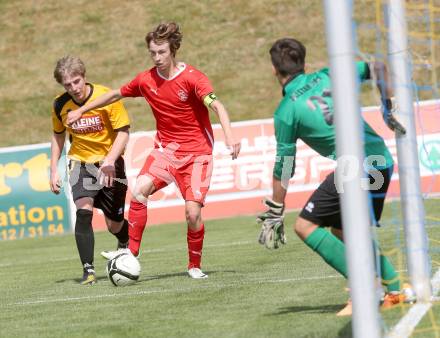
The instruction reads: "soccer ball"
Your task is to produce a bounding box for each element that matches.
[106,253,141,286]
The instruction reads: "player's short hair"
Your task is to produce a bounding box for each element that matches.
[145,22,182,56]
[53,55,86,84]
[270,38,306,78]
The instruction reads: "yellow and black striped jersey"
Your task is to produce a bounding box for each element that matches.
[52,83,130,163]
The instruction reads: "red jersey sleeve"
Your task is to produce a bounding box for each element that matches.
[192,69,214,101]
[120,73,143,97]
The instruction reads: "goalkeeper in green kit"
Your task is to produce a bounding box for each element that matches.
[257,37,413,315]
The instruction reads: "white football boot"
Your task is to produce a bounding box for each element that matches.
[101,248,132,260]
[188,267,208,279]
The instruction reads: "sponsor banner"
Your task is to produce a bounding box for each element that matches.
[89,100,440,229]
[0,144,70,240]
[2,101,437,237]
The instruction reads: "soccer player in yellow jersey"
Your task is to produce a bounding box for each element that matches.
[50,56,131,285]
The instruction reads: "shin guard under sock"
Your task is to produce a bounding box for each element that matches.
[113,219,129,248]
[75,209,94,266]
[187,224,205,269]
[304,227,348,278]
[128,200,148,256]
[379,254,400,292]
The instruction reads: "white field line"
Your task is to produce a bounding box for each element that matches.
[0,240,257,267]
[8,273,342,307]
[5,214,439,266]
[1,237,435,311]
[385,268,440,338]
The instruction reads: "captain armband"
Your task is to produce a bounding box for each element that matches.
[203,92,218,108]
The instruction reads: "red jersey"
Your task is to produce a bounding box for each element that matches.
[120,63,215,155]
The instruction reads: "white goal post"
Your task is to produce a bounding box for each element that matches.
[323,1,381,337]
[387,0,432,303]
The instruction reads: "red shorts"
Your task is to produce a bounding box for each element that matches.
[138,148,213,205]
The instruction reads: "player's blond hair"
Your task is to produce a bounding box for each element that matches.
[53,55,86,84]
[145,22,182,56]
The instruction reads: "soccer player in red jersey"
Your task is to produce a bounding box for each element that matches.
[67,22,241,279]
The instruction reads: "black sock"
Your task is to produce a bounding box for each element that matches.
[113,219,129,248]
[75,209,94,266]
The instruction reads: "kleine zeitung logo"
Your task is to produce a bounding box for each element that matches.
[71,114,104,134]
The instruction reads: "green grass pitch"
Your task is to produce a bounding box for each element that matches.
[1,199,440,337]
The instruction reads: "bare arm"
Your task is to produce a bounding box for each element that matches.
[98,126,130,187]
[369,61,406,134]
[67,89,124,125]
[369,61,393,100]
[50,132,66,194]
[106,127,129,163]
[272,177,287,204]
[209,99,241,159]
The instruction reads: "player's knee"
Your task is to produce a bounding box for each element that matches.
[131,187,149,204]
[185,209,201,227]
[75,209,93,234]
[132,176,155,203]
[106,218,124,234]
[74,197,93,210]
[294,217,314,240]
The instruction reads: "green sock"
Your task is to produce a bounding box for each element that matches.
[379,254,400,292]
[304,227,347,278]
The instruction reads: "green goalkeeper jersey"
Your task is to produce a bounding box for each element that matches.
[273,61,394,180]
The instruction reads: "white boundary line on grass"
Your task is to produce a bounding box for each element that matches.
[8,274,342,307]
[385,268,440,338]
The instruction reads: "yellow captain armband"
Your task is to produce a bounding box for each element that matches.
[203,92,217,107]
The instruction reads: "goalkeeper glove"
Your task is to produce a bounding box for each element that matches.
[381,98,406,135]
[258,218,286,249]
[257,198,287,249]
[256,197,284,223]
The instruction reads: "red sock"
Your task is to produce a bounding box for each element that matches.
[128,200,148,257]
[187,223,205,269]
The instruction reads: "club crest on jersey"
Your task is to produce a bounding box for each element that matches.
[70,114,104,134]
[178,89,188,102]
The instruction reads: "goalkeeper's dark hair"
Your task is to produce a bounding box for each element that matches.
[145,22,182,57]
[270,38,306,78]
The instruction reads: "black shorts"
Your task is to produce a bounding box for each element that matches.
[299,167,393,229]
[69,157,128,222]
